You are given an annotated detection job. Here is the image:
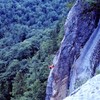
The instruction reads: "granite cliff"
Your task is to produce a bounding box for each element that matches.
[46,0,100,100]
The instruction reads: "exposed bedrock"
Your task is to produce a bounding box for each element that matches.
[46,0,100,100]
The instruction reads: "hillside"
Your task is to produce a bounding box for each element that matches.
[0,0,99,100]
[0,0,75,100]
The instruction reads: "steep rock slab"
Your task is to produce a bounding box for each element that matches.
[64,74,100,100]
[69,21,100,93]
[46,0,100,100]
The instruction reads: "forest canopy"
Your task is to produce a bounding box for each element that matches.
[0,0,75,100]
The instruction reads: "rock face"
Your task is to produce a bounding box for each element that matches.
[46,0,100,100]
[64,74,100,100]
[69,25,100,93]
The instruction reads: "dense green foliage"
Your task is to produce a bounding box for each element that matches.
[0,0,74,100]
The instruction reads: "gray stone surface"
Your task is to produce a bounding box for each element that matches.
[46,0,100,100]
[69,21,100,93]
[64,74,100,100]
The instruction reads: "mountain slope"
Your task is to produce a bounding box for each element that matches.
[0,0,72,100]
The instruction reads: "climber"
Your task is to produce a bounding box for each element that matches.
[49,64,54,69]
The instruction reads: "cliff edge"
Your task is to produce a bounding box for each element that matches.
[46,0,100,100]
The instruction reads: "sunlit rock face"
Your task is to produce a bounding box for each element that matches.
[69,21,100,93]
[46,0,100,100]
[64,74,100,100]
